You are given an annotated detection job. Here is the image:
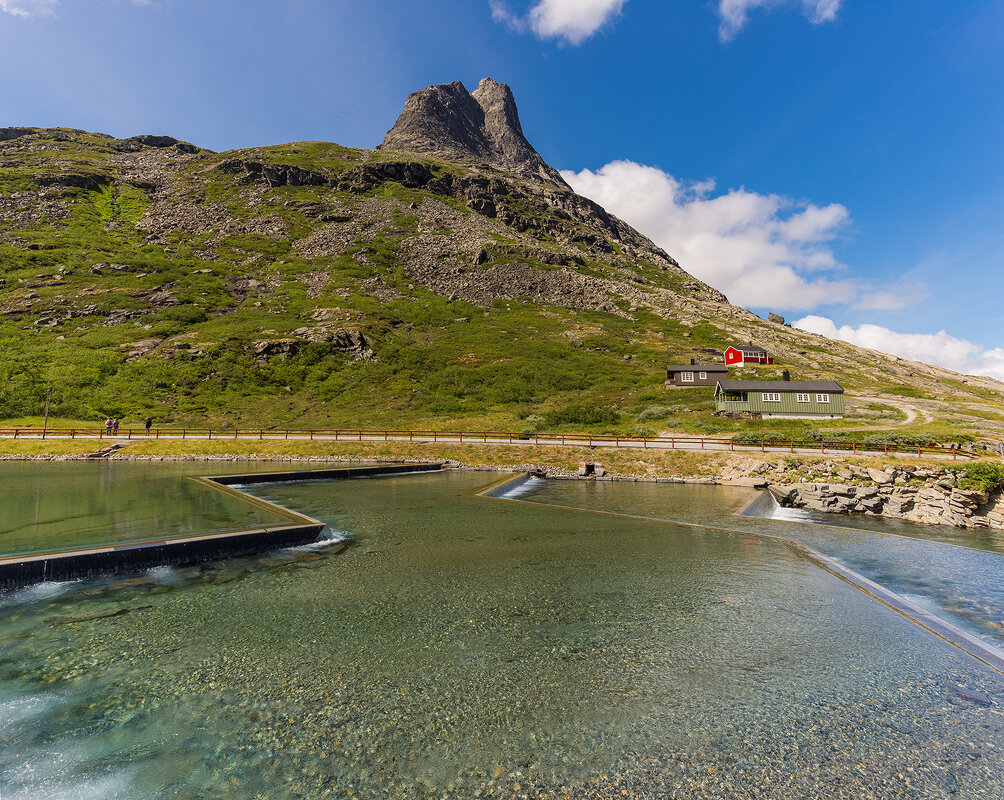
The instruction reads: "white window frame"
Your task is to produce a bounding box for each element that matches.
[699,371,707,380]
[762,392,781,402]
[796,393,810,403]
[816,393,830,403]
[680,371,694,382]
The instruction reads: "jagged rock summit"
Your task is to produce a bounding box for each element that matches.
[379,78,569,188]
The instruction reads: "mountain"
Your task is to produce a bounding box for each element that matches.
[0,80,1002,440]
[379,78,569,188]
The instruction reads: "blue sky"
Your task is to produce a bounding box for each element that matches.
[2,0,1003,377]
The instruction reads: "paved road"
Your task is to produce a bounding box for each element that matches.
[0,431,968,460]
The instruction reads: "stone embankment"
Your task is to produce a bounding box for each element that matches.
[770,462,1004,530]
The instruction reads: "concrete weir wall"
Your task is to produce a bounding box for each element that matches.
[0,462,443,592]
[476,472,533,498]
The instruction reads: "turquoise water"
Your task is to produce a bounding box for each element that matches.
[0,462,347,556]
[520,479,1004,648]
[0,469,1001,799]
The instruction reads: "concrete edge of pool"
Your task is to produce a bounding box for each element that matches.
[480,471,1004,676]
[3,465,1002,677]
[0,462,443,591]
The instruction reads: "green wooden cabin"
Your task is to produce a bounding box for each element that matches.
[715,379,844,419]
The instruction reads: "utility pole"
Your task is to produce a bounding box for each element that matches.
[42,384,52,440]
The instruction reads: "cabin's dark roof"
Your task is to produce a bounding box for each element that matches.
[730,344,768,354]
[666,364,727,372]
[716,380,843,393]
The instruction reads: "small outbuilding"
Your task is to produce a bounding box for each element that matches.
[666,360,727,387]
[715,379,844,419]
[724,343,774,366]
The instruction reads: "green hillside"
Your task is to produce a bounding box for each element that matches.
[1,127,1002,443]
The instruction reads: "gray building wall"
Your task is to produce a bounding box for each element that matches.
[667,368,724,387]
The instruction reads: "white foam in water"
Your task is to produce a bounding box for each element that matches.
[769,505,818,523]
[285,528,350,553]
[145,565,185,585]
[0,580,82,610]
[501,477,546,499]
[743,490,818,523]
[0,692,63,731]
[5,766,138,800]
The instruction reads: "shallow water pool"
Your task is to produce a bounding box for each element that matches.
[0,470,1001,799]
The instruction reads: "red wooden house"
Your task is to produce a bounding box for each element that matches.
[724,343,774,366]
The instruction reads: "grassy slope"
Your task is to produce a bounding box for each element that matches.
[2,129,1003,447]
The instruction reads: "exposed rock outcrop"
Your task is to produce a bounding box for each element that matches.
[379,78,569,188]
[772,463,1004,530]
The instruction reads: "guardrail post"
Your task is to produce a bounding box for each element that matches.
[789,440,793,453]
[208,428,212,440]
[234,428,238,440]
[761,439,765,453]
[853,443,856,455]
[701,438,704,450]
[885,444,888,455]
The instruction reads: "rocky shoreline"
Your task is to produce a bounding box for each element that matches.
[770,466,1004,530]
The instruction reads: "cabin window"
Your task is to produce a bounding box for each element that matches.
[816,393,830,403]
[796,393,810,403]
[762,393,781,402]
[699,372,707,380]
[681,372,694,382]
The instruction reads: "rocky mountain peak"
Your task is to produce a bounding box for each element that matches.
[378,78,568,188]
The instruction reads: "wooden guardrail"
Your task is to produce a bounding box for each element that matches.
[0,426,977,459]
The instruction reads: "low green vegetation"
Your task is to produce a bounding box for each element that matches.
[959,462,1004,493]
[1,128,1002,449]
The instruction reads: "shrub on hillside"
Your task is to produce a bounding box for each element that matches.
[960,462,1004,493]
[521,414,546,433]
[637,405,672,421]
[628,424,655,438]
[544,404,620,427]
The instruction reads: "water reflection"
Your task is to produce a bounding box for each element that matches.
[0,472,999,798]
[522,479,1004,648]
[0,462,351,556]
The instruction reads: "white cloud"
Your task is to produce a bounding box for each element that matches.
[718,0,842,42]
[0,0,58,17]
[490,0,627,45]
[562,160,862,311]
[794,315,1004,381]
[1,0,150,17]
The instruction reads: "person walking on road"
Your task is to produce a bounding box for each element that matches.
[105,418,113,436]
[112,419,119,435]
[145,417,153,435]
